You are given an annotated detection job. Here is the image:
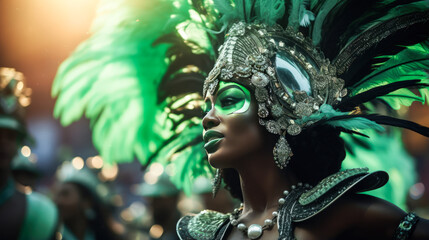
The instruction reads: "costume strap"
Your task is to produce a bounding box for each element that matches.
[394,212,420,240]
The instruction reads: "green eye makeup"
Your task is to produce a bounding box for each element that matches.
[203,81,251,115]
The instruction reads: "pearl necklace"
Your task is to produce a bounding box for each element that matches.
[230,183,308,239]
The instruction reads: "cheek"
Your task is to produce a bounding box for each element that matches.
[209,103,267,167]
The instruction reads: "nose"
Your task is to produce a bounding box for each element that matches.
[202,109,220,130]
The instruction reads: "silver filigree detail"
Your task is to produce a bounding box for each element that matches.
[220,64,234,79]
[277,116,289,129]
[208,80,219,96]
[287,124,301,136]
[266,120,281,134]
[251,72,269,87]
[273,136,292,169]
[255,87,269,102]
[270,104,284,118]
[294,102,314,117]
[229,22,246,36]
[267,66,276,77]
[236,65,252,78]
[258,103,269,118]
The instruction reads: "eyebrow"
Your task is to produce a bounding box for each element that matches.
[216,85,243,97]
[204,84,243,104]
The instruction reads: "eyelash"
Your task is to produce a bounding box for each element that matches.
[220,97,239,107]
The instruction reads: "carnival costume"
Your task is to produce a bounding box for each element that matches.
[177,0,429,239]
[51,0,429,239]
[0,68,58,240]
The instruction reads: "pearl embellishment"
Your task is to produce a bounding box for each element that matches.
[230,183,305,239]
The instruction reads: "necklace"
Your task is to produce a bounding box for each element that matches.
[230,183,309,239]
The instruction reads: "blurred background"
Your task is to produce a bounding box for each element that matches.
[0,0,428,239]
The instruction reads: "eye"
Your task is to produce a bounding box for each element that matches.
[220,96,240,108]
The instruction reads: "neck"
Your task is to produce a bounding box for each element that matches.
[65,216,89,239]
[235,151,298,215]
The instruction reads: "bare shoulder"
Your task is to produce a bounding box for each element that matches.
[295,193,429,240]
[330,194,429,240]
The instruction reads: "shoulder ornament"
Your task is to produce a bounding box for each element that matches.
[177,210,229,240]
[292,168,388,222]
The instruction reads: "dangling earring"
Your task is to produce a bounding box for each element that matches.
[212,168,223,198]
[273,136,292,169]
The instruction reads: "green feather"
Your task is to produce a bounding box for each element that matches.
[351,41,429,109]
[52,0,182,165]
[213,0,285,29]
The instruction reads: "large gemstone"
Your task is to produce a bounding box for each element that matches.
[247,224,263,239]
[275,52,312,97]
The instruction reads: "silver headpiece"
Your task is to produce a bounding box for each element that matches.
[203,22,346,169]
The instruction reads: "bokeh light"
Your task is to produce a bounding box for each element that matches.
[149,224,164,239]
[21,146,31,157]
[71,157,84,170]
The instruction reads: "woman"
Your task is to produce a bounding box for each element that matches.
[55,165,122,240]
[50,0,429,238]
[176,1,429,239]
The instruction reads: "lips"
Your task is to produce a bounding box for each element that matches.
[203,130,224,154]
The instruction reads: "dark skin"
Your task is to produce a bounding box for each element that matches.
[0,128,26,239]
[54,182,91,240]
[202,82,429,240]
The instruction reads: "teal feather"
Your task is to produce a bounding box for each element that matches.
[288,0,314,29]
[310,0,343,46]
[213,0,285,30]
[324,117,385,132]
[297,104,384,131]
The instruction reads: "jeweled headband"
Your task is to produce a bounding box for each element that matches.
[203,22,347,169]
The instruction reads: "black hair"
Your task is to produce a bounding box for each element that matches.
[222,125,346,201]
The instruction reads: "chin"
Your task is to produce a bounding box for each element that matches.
[207,147,242,169]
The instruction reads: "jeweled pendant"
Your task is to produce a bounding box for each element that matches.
[247,224,263,239]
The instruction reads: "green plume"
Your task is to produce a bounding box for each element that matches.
[351,41,429,110]
[213,0,285,30]
[52,0,178,165]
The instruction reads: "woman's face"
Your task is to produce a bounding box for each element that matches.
[202,81,270,168]
[54,182,88,221]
